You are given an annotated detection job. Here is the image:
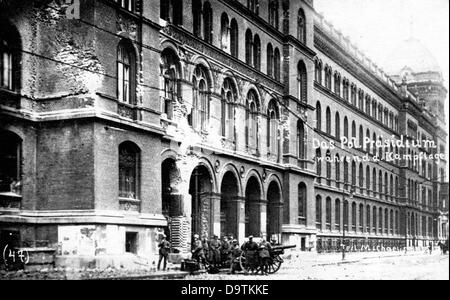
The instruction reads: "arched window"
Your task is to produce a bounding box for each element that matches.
[160,0,182,25]
[221,78,237,141]
[1,27,16,90]
[230,19,239,58]
[269,0,279,29]
[351,202,357,231]
[335,154,341,188]
[372,133,377,156]
[359,163,364,192]
[335,199,341,231]
[372,100,377,119]
[326,150,332,186]
[384,208,388,234]
[274,47,281,81]
[372,206,377,234]
[298,9,306,44]
[358,89,364,110]
[0,131,22,195]
[344,117,349,140]
[359,204,364,232]
[365,166,370,195]
[365,95,371,115]
[160,48,181,120]
[334,72,341,96]
[378,104,383,123]
[378,207,383,233]
[297,121,306,168]
[192,0,202,37]
[326,197,332,230]
[384,173,389,199]
[117,40,136,104]
[246,90,260,152]
[351,161,356,188]
[253,34,261,71]
[220,13,230,52]
[119,142,140,200]
[316,195,322,229]
[315,59,323,84]
[297,61,307,102]
[342,79,349,101]
[325,107,331,135]
[372,168,377,196]
[390,209,394,235]
[366,205,371,232]
[351,84,357,106]
[298,183,307,224]
[366,129,370,152]
[203,2,213,43]
[267,43,274,77]
[325,66,332,90]
[245,29,253,65]
[335,112,340,139]
[378,171,383,197]
[316,101,322,131]
[191,65,210,131]
[248,0,260,14]
[267,100,279,156]
[343,200,349,230]
[358,125,364,150]
[351,121,356,140]
[316,148,322,183]
[343,157,349,189]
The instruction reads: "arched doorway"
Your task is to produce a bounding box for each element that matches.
[189,165,213,239]
[220,171,240,239]
[245,176,262,237]
[267,180,282,242]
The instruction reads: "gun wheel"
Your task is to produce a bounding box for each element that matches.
[267,255,283,274]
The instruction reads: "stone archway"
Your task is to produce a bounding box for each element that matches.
[267,180,282,242]
[189,165,214,239]
[245,176,263,237]
[220,171,241,240]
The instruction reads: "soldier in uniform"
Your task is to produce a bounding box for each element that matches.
[242,235,259,271]
[192,234,206,267]
[209,235,221,267]
[157,235,170,271]
[258,238,272,275]
[229,239,242,274]
[201,235,210,264]
[220,236,231,266]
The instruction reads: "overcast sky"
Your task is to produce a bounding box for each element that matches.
[315,0,449,156]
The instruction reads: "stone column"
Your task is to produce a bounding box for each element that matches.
[210,193,221,238]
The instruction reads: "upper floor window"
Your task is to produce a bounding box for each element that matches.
[0,22,20,91]
[221,78,237,141]
[334,72,341,96]
[253,35,261,71]
[248,0,260,15]
[298,183,307,223]
[160,48,181,119]
[246,90,260,152]
[192,0,202,37]
[350,84,357,106]
[119,142,140,200]
[220,13,230,53]
[358,89,364,110]
[268,0,279,30]
[160,0,182,25]
[267,44,274,77]
[230,19,239,58]
[203,2,213,44]
[324,65,332,90]
[118,0,136,12]
[245,29,253,65]
[191,65,210,132]
[325,107,331,135]
[267,100,280,156]
[0,131,22,195]
[297,121,306,167]
[343,79,349,101]
[316,101,322,131]
[365,95,371,115]
[117,40,136,104]
[274,48,281,81]
[298,9,306,44]
[297,61,307,102]
[315,59,322,84]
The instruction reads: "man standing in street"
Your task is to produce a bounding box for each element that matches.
[157,235,170,271]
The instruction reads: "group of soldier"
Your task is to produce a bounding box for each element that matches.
[192,234,275,275]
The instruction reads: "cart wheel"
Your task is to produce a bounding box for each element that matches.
[267,255,283,274]
[239,252,260,275]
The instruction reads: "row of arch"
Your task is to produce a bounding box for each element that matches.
[315,59,399,132]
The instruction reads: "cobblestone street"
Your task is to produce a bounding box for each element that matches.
[186,252,449,280]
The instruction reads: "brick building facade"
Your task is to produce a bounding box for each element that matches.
[0,0,447,268]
